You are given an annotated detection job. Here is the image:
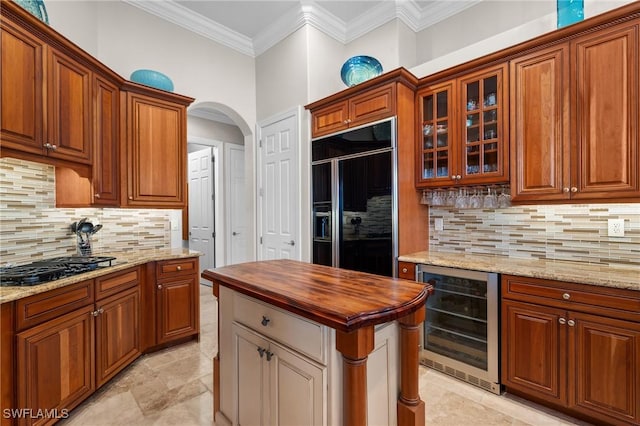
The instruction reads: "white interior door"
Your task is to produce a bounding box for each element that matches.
[259,111,299,260]
[227,144,248,264]
[188,148,215,275]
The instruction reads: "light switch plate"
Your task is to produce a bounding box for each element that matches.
[434,218,444,231]
[608,218,625,237]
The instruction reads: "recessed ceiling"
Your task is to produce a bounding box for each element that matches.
[124,0,480,57]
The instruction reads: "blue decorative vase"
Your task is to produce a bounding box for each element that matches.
[557,0,584,28]
[130,69,174,92]
[340,56,383,87]
[13,0,49,25]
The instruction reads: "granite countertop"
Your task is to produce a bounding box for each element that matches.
[0,248,202,304]
[398,251,639,291]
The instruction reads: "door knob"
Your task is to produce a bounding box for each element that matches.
[232,231,239,236]
[284,240,295,246]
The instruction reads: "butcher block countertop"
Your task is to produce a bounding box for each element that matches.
[202,259,431,332]
[0,248,202,304]
[399,251,639,291]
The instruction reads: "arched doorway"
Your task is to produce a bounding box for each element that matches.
[186,102,255,275]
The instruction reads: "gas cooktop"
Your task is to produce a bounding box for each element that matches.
[0,256,116,287]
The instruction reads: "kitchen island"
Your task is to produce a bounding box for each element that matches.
[202,259,432,426]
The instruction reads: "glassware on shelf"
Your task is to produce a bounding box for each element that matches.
[498,186,511,208]
[431,190,444,206]
[469,188,483,209]
[483,187,498,208]
[455,188,470,209]
[445,190,457,207]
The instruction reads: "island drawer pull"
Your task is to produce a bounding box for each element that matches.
[562,293,570,300]
[261,316,271,326]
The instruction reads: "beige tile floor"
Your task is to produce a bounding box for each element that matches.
[61,284,590,426]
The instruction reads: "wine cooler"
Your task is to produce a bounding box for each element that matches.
[417,264,501,394]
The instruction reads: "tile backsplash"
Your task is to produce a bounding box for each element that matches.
[1,158,173,266]
[429,204,640,267]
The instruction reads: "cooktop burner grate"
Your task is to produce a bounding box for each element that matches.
[0,256,116,287]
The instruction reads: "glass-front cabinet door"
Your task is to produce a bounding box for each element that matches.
[417,82,456,186]
[416,63,509,188]
[458,64,509,184]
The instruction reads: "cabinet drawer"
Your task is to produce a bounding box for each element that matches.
[233,293,326,364]
[398,261,416,280]
[16,280,94,331]
[95,266,140,300]
[502,275,640,318]
[156,258,198,279]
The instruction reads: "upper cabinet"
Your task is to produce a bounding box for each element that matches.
[416,63,509,188]
[510,19,639,203]
[122,90,190,208]
[1,19,92,165]
[310,83,396,138]
[0,2,194,208]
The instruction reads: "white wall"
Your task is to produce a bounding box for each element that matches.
[187,116,244,145]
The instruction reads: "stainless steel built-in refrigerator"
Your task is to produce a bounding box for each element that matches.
[311,118,397,277]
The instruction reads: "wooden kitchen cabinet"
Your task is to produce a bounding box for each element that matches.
[416,63,509,187]
[123,91,189,208]
[0,18,92,165]
[310,83,395,138]
[16,304,95,426]
[92,75,121,206]
[502,275,640,425]
[510,20,639,203]
[398,261,417,280]
[155,258,200,345]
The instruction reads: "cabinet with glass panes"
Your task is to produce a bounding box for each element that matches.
[416,63,509,188]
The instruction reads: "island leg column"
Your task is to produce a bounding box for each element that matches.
[336,326,375,426]
[397,305,426,426]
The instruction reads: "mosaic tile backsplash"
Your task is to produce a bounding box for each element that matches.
[429,204,640,267]
[1,158,173,266]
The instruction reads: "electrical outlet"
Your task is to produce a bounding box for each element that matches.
[608,218,625,237]
[434,218,444,231]
[170,220,178,231]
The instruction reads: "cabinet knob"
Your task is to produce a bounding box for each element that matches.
[567,319,575,327]
[261,316,271,326]
[157,284,162,289]
[44,143,57,150]
[91,310,99,317]
[456,175,461,180]
[402,267,408,273]
[266,350,273,362]
[558,317,567,325]
[562,293,570,300]
[128,196,133,200]
[176,266,182,271]
[95,194,101,199]
[563,187,570,193]
[570,187,578,193]
[257,347,265,358]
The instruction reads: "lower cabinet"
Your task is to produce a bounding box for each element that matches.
[95,286,140,387]
[155,258,200,345]
[16,305,95,426]
[216,286,399,426]
[233,323,325,426]
[502,275,640,425]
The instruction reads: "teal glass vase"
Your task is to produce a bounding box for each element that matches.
[13,0,49,25]
[557,0,584,28]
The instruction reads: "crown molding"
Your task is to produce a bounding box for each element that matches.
[122,0,254,56]
[122,0,483,58]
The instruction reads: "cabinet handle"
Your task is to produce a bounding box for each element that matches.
[91,310,99,317]
[563,187,570,193]
[266,350,273,362]
[570,187,578,193]
[157,284,162,289]
[95,194,101,199]
[261,316,271,326]
[257,347,265,358]
[558,317,566,325]
[176,266,182,271]
[402,267,408,273]
[567,319,575,327]
[562,293,570,300]
[344,119,351,124]
[44,143,57,150]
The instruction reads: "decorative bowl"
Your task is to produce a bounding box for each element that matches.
[13,0,49,24]
[340,56,383,87]
[130,69,174,92]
